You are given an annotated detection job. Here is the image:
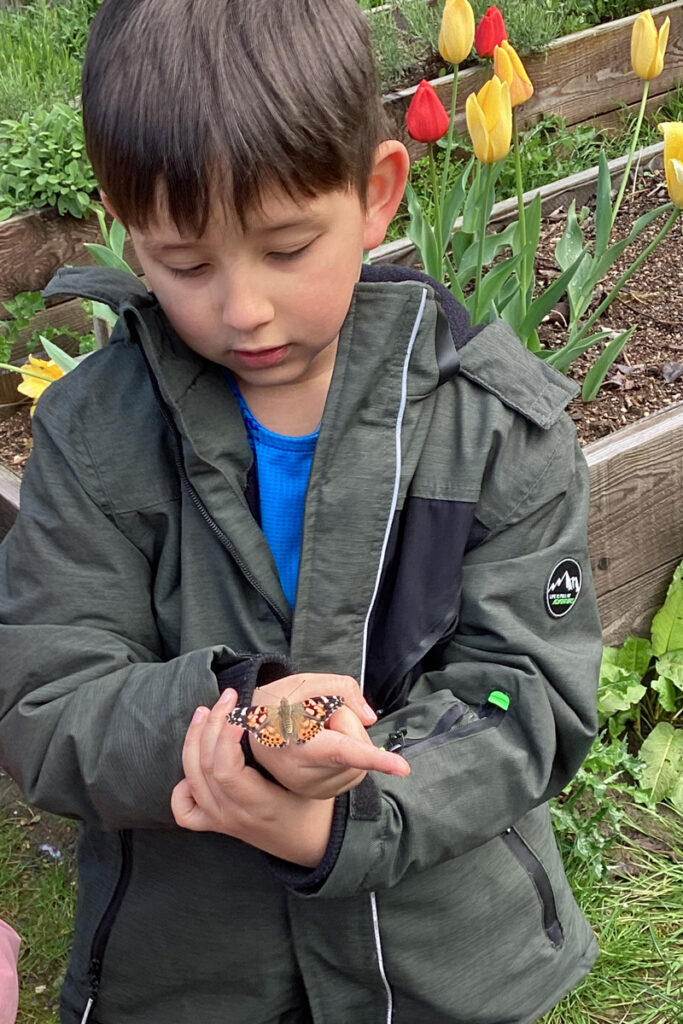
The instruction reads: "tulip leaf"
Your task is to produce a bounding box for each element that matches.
[594,151,613,258]
[472,249,527,323]
[546,330,612,373]
[518,253,586,341]
[581,327,634,401]
[109,218,128,260]
[83,242,136,274]
[39,336,79,373]
[404,181,441,281]
[454,222,518,288]
[555,200,585,273]
[444,254,466,305]
[440,158,473,253]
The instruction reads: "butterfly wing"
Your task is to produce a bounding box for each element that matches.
[227,704,288,747]
[292,695,344,744]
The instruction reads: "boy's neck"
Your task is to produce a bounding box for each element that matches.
[236,347,336,437]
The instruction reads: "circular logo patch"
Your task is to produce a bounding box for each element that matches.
[545,558,582,618]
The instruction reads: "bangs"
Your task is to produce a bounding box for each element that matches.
[82,0,389,233]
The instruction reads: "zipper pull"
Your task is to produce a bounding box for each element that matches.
[383,727,408,753]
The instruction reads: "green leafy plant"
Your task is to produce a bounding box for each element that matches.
[82,207,138,344]
[598,559,683,810]
[0,291,94,365]
[0,102,97,221]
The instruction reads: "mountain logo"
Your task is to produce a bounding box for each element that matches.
[545,558,582,618]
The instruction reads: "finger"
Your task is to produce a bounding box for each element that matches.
[301,730,410,777]
[326,705,373,743]
[199,688,239,775]
[322,675,377,726]
[171,777,211,831]
[181,705,210,780]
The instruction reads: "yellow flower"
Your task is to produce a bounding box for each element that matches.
[631,10,670,80]
[658,122,683,209]
[465,75,511,163]
[438,0,475,66]
[16,356,64,414]
[493,40,533,108]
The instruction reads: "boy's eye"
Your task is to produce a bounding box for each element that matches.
[269,241,314,261]
[167,264,208,278]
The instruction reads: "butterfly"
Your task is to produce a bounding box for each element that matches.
[227,694,344,748]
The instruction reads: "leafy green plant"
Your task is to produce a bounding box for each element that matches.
[0,102,97,221]
[0,291,94,365]
[598,559,683,810]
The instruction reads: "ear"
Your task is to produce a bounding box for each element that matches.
[99,190,126,227]
[362,140,410,252]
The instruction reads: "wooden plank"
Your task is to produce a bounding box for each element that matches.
[0,207,142,304]
[0,462,20,538]
[585,403,683,643]
[595,554,681,646]
[387,1,683,162]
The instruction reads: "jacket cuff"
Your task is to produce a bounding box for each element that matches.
[213,652,295,704]
[266,791,350,895]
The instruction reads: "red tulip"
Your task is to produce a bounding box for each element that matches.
[474,5,507,59]
[405,79,450,143]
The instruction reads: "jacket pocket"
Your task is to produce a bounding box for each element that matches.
[81,829,134,1022]
[501,825,564,949]
[383,691,508,756]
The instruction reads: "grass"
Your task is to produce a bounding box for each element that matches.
[543,805,683,1023]
[0,0,101,121]
[0,780,77,1024]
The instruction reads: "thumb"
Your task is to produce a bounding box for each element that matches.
[171,778,212,831]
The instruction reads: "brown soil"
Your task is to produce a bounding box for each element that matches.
[0,167,681,470]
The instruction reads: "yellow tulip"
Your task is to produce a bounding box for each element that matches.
[465,75,511,163]
[438,0,475,66]
[659,122,683,209]
[16,356,63,414]
[631,10,670,80]
[493,40,533,108]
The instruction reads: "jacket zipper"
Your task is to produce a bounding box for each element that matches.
[130,314,291,640]
[80,829,134,1022]
[384,698,506,756]
[502,826,564,949]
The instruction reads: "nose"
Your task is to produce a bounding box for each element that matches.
[218,264,274,334]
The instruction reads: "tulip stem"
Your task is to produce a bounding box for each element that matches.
[473,163,495,323]
[512,108,528,323]
[429,144,444,281]
[439,67,459,214]
[0,361,55,382]
[573,204,680,345]
[612,80,649,229]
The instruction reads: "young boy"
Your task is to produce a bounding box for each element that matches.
[0,1,602,1021]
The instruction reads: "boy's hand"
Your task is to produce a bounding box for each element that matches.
[246,673,410,799]
[171,689,336,866]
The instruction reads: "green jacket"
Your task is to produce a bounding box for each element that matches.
[0,266,601,1024]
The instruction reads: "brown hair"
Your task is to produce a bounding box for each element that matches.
[82,0,389,233]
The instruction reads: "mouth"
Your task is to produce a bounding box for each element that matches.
[231,344,290,369]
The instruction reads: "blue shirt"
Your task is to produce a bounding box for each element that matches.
[227,376,319,609]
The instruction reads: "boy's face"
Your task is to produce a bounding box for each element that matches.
[125,185,381,392]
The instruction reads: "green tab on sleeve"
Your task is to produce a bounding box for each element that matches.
[487,690,510,711]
